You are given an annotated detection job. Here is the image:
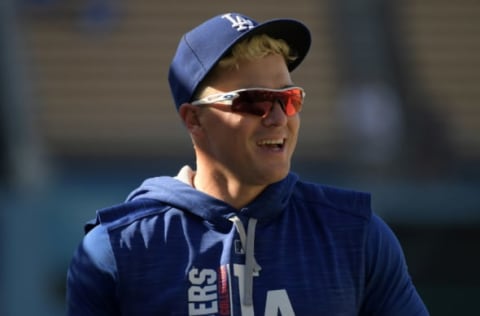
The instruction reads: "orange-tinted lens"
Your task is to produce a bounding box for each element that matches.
[231,88,303,116]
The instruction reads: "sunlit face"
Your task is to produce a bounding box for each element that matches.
[192,53,301,187]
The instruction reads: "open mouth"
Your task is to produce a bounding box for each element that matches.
[257,138,285,149]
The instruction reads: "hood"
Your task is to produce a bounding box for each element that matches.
[126,166,299,229]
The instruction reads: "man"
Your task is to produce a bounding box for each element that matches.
[66,12,429,315]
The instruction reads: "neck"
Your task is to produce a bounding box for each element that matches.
[193,167,265,210]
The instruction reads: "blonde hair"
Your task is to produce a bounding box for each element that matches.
[193,34,297,98]
[218,34,297,69]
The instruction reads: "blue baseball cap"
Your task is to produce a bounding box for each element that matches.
[168,12,311,110]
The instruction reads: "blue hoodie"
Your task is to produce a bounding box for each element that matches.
[66,166,429,315]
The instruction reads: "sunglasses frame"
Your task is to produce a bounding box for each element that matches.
[191,86,305,117]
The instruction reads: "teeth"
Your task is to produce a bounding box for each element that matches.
[258,139,284,146]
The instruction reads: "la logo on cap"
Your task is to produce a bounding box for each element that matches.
[221,13,255,32]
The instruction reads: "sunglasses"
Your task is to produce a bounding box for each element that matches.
[191,87,305,117]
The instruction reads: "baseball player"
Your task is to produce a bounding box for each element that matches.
[66,12,429,315]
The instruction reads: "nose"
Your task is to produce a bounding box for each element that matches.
[262,100,288,126]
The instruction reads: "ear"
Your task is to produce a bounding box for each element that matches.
[179,103,203,134]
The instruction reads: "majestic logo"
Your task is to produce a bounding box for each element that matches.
[221,13,255,32]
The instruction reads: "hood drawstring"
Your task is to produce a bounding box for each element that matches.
[229,216,262,306]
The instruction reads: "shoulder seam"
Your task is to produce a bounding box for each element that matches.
[97,198,172,232]
[294,181,372,220]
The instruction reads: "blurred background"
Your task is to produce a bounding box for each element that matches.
[1,0,479,315]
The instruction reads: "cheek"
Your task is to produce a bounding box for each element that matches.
[203,115,246,147]
[289,116,301,135]
[287,118,300,152]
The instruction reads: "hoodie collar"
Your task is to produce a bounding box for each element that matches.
[127,165,298,228]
